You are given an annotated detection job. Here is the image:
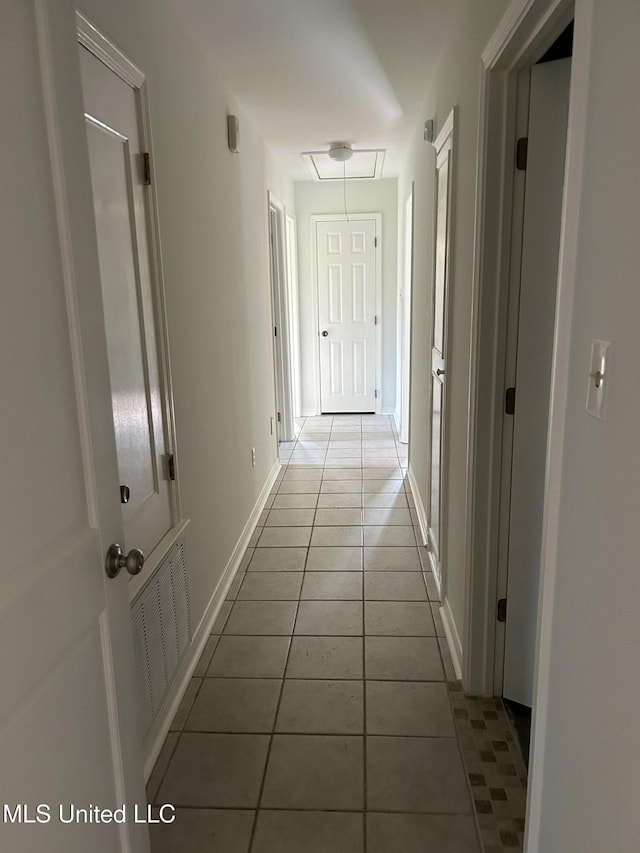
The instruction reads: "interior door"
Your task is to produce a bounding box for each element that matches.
[1,4,148,850]
[503,58,572,706]
[79,46,172,560]
[317,218,377,413]
[427,116,454,582]
[269,200,295,442]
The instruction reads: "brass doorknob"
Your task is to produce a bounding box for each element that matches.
[105,544,145,579]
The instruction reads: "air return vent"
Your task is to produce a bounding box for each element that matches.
[131,541,191,738]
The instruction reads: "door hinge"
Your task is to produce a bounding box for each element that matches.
[374,236,378,248]
[277,411,281,423]
[166,453,176,481]
[497,598,507,623]
[142,152,151,185]
[274,326,277,337]
[505,386,516,415]
[374,314,378,325]
[516,137,528,171]
[374,389,379,399]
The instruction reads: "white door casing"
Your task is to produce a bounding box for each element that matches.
[400,188,414,444]
[316,218,378,413]
[0,3,149,850]
[79,43,173,562]
[427,111,455,586]
[269,195,295,442]
[502,58,571,707]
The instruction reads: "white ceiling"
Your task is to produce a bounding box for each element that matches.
[175,0,462,179]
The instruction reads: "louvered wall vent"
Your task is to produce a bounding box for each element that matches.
[131,541,191,739]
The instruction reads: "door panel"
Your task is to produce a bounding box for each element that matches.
[503,58,572,706]
[1,4,148,850]
[317,219,377,413]
[427,116,454,582]
[80,47,172,559]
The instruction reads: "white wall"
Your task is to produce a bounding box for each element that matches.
[294,178,398,414]
[73,0,291,632]
[398,0,510,643]
[528,1,640,849]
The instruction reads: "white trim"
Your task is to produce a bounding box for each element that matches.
[76,12,145,87]
[310,213,383,415]
[407,464,429,548]
[434,109,456,153]
[440,600,463,681]
[301,407,317,417]
[381,406,396,416]
[143,459,281,778]
[268,193,295,441]
[463,0,574,697]
[392,411,402,435]
[285,210,302,419]
[398,185,414,445]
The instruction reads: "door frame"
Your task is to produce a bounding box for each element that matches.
[77,13,182,584]
[285,209,302,419]
[398,185,414,444]
[268,192,295,441]
[463,0,574,695]
[310,212,382,415]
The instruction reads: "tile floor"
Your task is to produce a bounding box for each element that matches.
[147,415,525,852]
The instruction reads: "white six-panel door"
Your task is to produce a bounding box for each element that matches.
[317,219,377,413]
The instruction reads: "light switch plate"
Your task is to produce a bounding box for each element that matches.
[586,339,610,419]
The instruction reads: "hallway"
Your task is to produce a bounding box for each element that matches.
[146,416,472,850]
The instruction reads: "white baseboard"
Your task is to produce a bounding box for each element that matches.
[381,406,396,415]
[301,407,317,417]
[392,409,401,435]
[440,598,463,681]
[407,463,429,547]
[143,458,282,779]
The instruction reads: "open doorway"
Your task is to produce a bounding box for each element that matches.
[497,23,573,765]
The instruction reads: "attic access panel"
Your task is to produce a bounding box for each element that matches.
[301,149,385,181]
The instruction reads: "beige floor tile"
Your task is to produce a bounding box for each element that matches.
[266,508,316,526]
[315,507,362,526]
[158,732,269,807]
[301,572,363,600]
[364,572,427,601]
[311,526,363,546]
[317,493,363,508]
[305,546,363,571]
[224,601,297,635]
[365,636,444,680]
[366,736,471,813]
[150,809,255,853]
[366,681,455,736]
[261,735,364,810]
[185,678,281,733]
[276,679,364,734]
[364,546,421,571]
[253,811,364,853]
[257,527,312,547]
[363,507,412,526]
[295,601,363,635]
[208,636,290,678]
[364,601,435,636]
[237,572,303,600]
[366,814,480,853]
[364,526,417,547]
[286,636,363,679]
[247,548,307,572]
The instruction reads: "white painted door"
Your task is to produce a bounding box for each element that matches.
[317,219,377,413]
[80,46,172,560]
[427,116,455,582]
[503,58,571,706]
[1,4,148,851]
